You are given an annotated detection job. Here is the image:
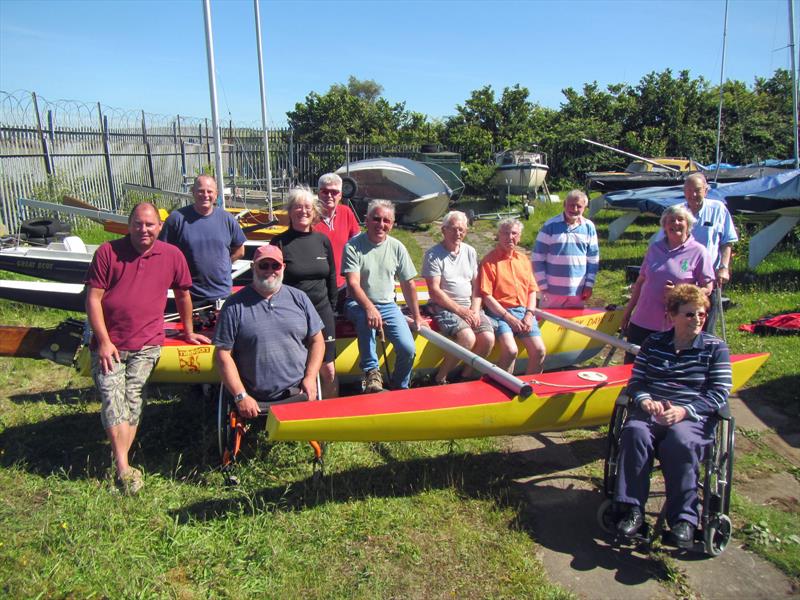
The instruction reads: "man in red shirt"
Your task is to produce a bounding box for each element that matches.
[85,202,210,495]
[313,173,361,306]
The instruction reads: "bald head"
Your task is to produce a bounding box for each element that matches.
[683,173,708,214]
[192,175,218,216]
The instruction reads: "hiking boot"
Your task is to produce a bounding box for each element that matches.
[363,368,383,394]
[117,467,144,496]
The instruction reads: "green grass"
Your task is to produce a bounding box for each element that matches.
[1,200,798,595]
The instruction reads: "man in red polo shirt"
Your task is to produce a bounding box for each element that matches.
[313,172,361,307]
[85,202,210,495]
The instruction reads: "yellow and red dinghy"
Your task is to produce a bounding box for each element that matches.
[266,353,769,442]
[82,306,623,384]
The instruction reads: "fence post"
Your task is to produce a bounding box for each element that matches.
[289,128,295,182]
[180,140,188,191]
[141,110,156,188]
[98,102,118,210]
[47,109,55,144]
[31,92,54,176]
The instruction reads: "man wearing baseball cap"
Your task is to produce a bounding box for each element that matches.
[213,244,325,418]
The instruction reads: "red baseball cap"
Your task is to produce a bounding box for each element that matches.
[253,244,284,265]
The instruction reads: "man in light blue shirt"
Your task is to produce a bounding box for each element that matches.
[532,190,599,308]
[658,173,738,333]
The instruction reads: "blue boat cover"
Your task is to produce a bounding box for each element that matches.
[602,169,800,215]
[726,172,800,213]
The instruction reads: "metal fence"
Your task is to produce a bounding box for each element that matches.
[0,90,425,232]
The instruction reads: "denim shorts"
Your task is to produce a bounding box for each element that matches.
[431,307,493,337]
[486,306,541,338]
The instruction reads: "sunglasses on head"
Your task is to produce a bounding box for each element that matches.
[682,311,706,319]
[256,260,283,271]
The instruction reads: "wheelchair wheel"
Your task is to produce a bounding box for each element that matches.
[217,386,234,460]
[704,514,732,556]
[702,416,735,524]
[596,498,617,534]
[603,401,628,498]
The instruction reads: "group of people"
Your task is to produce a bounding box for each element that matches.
[85,167,738,541]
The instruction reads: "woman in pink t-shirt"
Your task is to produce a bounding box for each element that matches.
[621,205,714,363]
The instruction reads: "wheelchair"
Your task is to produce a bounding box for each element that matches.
[217,386,324,480]
[597,393,735,557]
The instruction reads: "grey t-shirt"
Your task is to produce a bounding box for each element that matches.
[213,285,323,400]
[342,233,417,304]
[422,242,478,307]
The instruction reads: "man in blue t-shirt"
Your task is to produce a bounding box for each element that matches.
[214,244,324,419]
[160,175,247,305]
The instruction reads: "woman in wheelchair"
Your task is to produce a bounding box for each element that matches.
[614,284,732,548]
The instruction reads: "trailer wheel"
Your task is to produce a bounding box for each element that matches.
[341,176,358,200]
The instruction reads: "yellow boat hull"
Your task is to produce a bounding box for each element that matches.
[266,353,769,442]
[76,308,624,384]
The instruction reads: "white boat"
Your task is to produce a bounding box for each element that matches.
[336,157,452,225]
[0,235,253,287]
[491,149,549,198]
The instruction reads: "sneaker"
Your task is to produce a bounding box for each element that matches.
[117,467,144,496]
[363,369,383,394]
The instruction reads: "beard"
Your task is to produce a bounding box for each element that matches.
[252,270,283,296]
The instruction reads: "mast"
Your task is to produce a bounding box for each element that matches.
[253,0,275,218]
[714,0,729,171]
[789,0,799,168]
[202,0,227,207]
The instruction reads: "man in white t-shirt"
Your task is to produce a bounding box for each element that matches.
[422,211,494,384]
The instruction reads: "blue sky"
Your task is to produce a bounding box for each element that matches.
[0,0,795,126]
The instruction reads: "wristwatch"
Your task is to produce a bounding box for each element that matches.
[233,391,247,403]
[525,309,535,316]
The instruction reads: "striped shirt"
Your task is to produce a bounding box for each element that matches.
[627,329,732,421]
[532,214,599,296]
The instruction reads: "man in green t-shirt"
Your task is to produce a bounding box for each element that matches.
[342,200,424,392]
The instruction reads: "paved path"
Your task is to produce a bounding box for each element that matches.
[507,396,797,599]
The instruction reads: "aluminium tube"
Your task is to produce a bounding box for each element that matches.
[534,309,640,356]
[202,0,227,207]
[582,139,681,173]
[416,327,533,398]
[253,0,275,219]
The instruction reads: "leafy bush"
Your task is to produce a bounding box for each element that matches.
[461,162,495,195]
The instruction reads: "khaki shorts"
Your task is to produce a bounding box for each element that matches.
[92,346,161,429]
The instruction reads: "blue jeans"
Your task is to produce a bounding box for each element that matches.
[345,299,416,389]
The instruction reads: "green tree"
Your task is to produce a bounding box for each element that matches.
[287,76,439,147]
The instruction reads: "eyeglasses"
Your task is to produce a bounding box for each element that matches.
[682,311,707,319]
[256,260,283,271]
[371,215,393,224]
[319,188,341,196]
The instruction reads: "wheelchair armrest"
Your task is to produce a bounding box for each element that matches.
[615,392,632,407]
[256,392,309,415]
[716,404,731,420]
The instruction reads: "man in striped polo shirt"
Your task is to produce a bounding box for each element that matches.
[532,190,599,309]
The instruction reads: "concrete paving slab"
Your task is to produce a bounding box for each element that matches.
[506,430,798,599]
